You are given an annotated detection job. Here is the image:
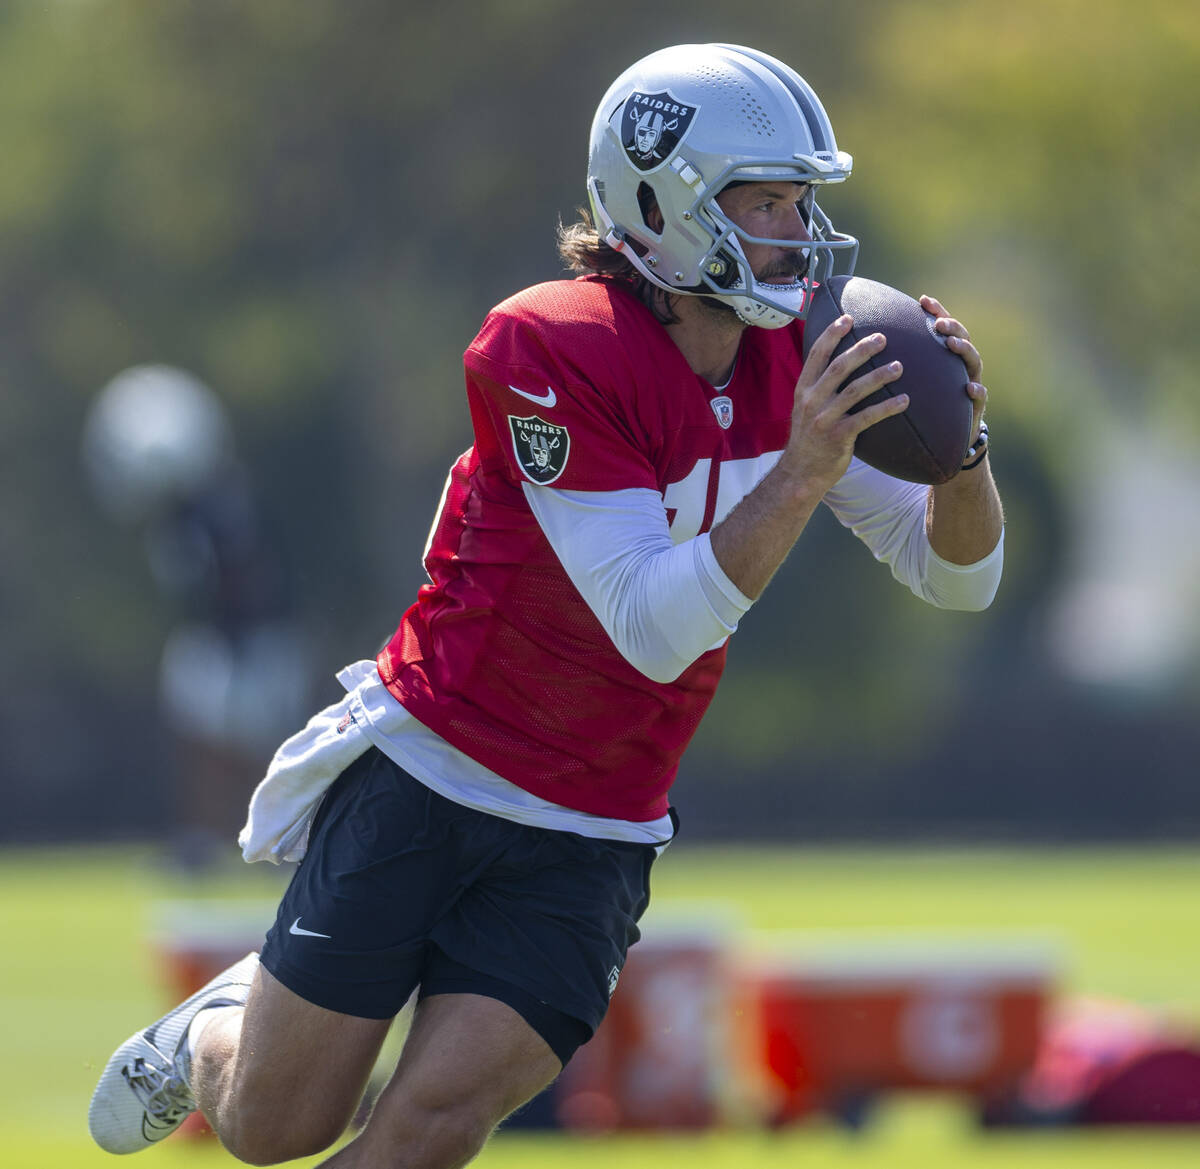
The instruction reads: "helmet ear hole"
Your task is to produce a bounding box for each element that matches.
[636,182,663,233]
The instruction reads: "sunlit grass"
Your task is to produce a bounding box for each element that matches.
[2,843,1198,1168]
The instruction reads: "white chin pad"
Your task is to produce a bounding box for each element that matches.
[725,278,809,329]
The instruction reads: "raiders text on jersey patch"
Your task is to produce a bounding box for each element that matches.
[509,414,570,485]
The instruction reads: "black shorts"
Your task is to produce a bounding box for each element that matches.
[260,747,666,1065]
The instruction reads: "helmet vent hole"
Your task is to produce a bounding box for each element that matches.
[742,99,773,137]
[636,182,662,233]
[686,64,776,137]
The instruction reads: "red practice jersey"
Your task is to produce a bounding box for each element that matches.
[377,276,806,821]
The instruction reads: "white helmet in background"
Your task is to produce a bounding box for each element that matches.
[587,43,858,328]
[82,364,233,523]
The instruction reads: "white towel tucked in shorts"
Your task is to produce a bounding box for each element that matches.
[237,689,371,864]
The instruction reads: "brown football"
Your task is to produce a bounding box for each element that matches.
[801,275,974,484]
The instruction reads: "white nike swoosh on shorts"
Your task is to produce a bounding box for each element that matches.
[508,384,557,407]
[289,917,332,939]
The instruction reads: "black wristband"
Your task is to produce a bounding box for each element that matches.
[961,420,989,470]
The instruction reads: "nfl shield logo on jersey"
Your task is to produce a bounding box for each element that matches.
[617,90,698,173]
[710,395,733,429]
[509,415,570,485]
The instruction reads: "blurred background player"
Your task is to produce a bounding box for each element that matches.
[81,364,313,869]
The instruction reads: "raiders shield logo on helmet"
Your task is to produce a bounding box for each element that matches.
[617,90,698,173]
[508,415,570,485]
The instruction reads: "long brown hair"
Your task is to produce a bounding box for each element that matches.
[556,207,679,324]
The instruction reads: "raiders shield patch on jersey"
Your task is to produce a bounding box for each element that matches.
[509,415,570,485]
[617,90,698,173]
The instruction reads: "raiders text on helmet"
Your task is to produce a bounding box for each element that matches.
[587,43,858,328]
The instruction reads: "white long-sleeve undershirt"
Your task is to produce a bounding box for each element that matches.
[524,483,750,683]
[523,458,1003,684]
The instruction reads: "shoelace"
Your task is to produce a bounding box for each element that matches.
[123,1056,195,1124]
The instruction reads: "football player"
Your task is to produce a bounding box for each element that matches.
[90,43,1002,1167]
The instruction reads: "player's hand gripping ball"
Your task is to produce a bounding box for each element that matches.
[802,276,974,484]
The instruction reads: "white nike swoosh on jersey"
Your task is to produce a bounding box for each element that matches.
[508,384,557,407]
[289,917,332,939]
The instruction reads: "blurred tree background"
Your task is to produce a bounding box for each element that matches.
[3,0,1197,845]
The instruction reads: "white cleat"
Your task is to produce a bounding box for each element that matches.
[88,952,259,1154]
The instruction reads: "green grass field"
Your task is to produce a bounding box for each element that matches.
[3,843,1199,1168]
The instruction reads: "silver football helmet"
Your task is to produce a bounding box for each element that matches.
[587,43,858,328]
[81,365,234,523]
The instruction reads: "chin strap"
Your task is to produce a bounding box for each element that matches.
[713,235,811,329]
